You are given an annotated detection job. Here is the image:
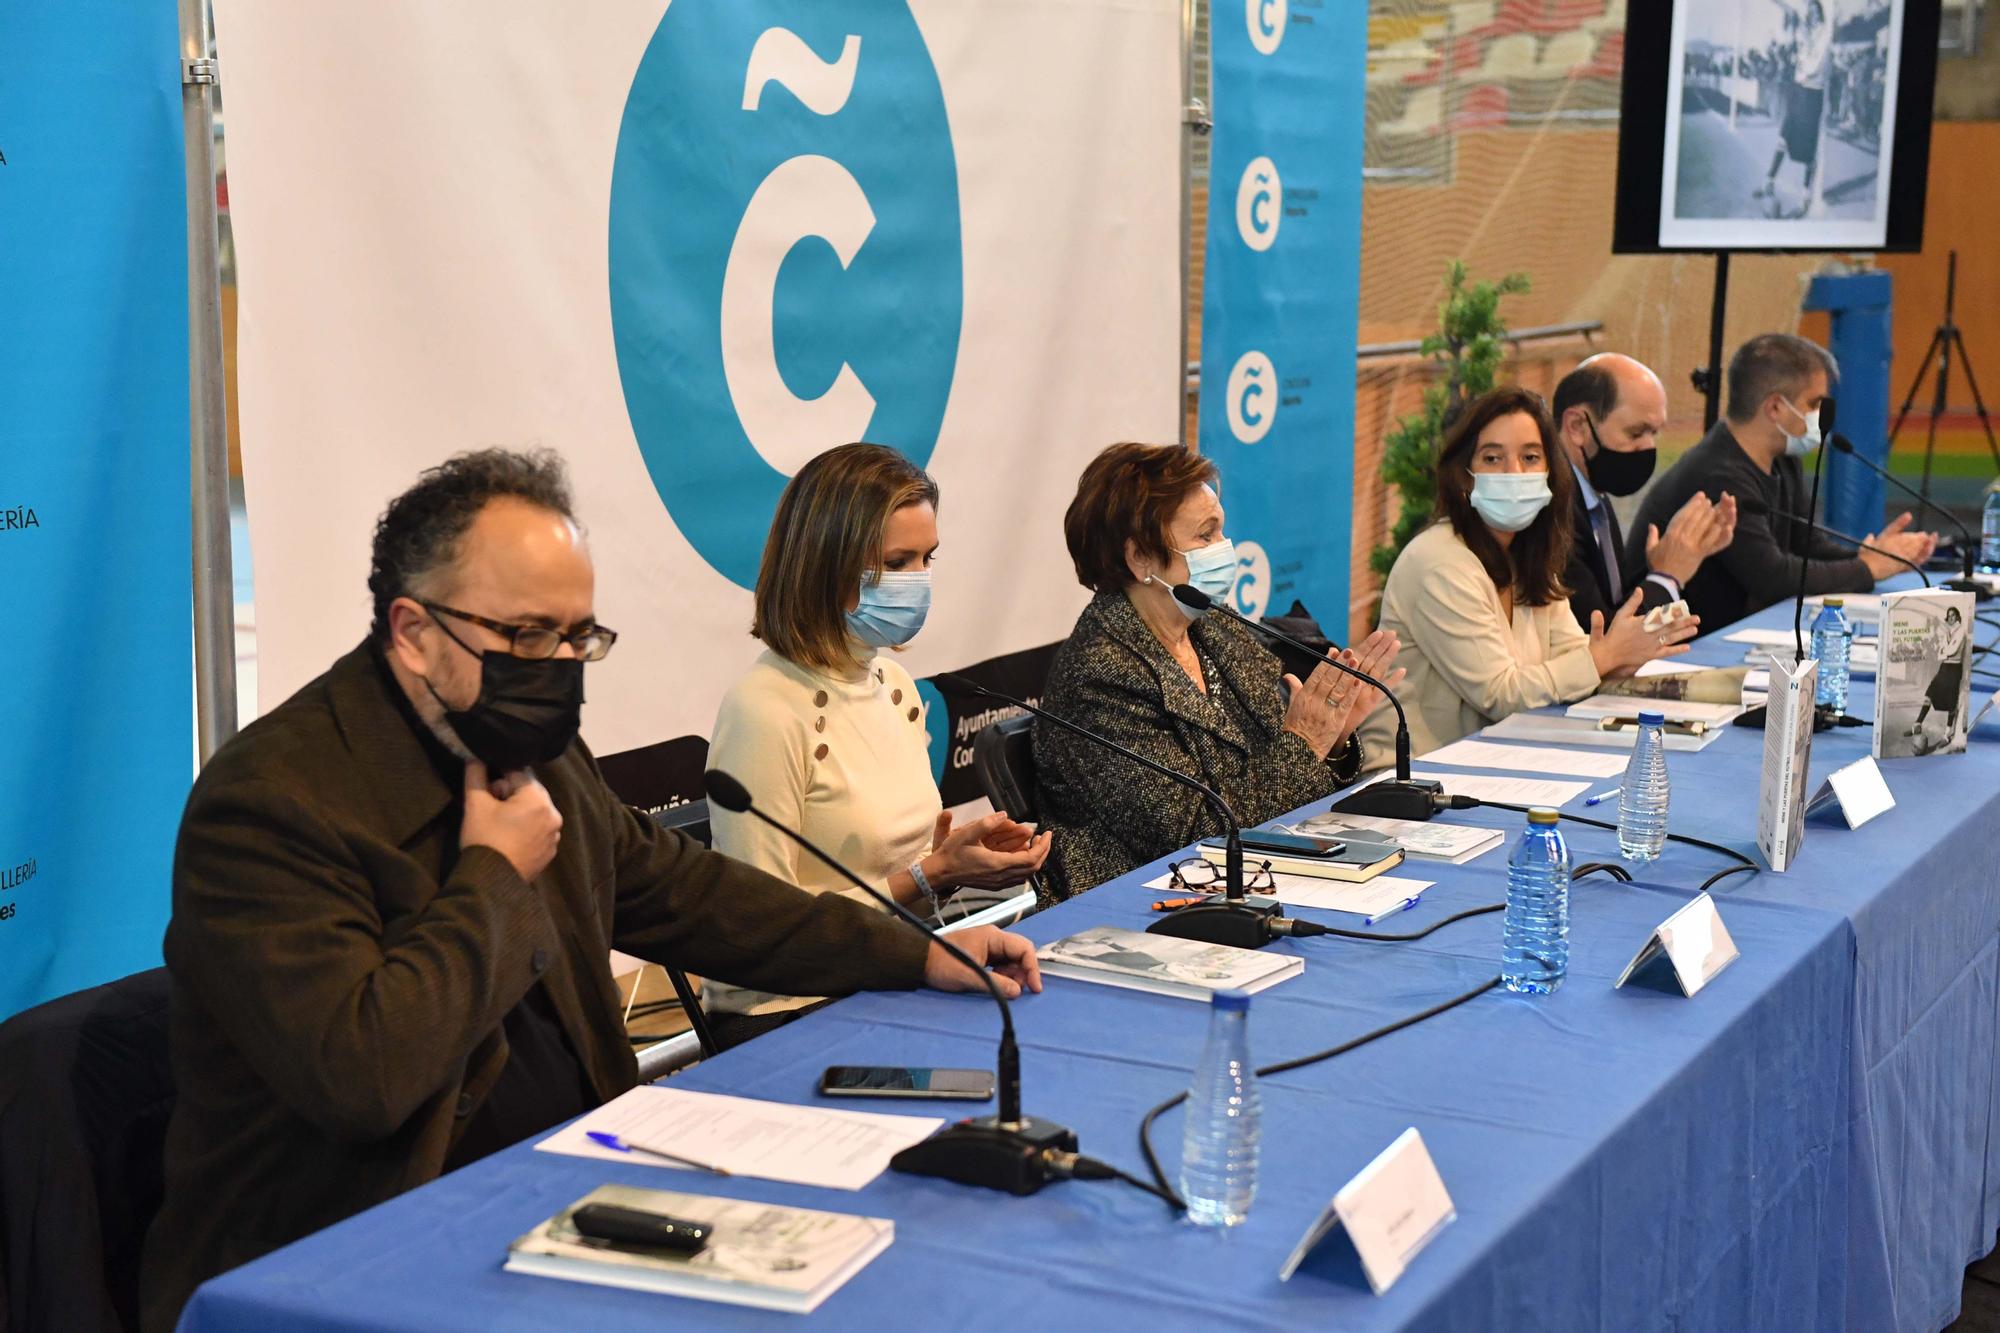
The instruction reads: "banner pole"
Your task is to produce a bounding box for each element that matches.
[1178,0,1198,445]
[181,0,238,762]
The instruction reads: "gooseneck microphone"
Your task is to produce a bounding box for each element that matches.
[1792,396,1836,665]
[702,768,1078,1193]
[1827,431,1993,601]
[1169,584,1445,822]
[933,673,1297,950]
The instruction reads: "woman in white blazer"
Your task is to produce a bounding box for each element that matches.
[1360,387,1699,758]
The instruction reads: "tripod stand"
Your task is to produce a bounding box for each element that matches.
[1888,249,2000,504]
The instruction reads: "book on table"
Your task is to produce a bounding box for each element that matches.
[1292,810,1503,865]
[1196,833,1404,882]
[504,1184,893,1314]
[1040,925,1303,999]
[1872,587,1975,760]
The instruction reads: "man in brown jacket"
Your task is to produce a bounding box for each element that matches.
[141,450,1039,1330]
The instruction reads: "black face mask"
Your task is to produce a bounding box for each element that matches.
[425,621,585,771]
[1583,416,1657,496]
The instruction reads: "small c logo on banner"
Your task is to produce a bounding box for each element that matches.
[1246,0,1287,56]
[1225,350,1277,444]
[610,2,964,588]
[1235,156,1281,252]
[1230,540,1272,620]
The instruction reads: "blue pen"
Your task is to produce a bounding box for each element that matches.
[1363,896,1420,927]
[585,1129,731,1176]
[1583,786,1621,807]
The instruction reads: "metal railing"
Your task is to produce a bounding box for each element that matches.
[1184,318,1602,390]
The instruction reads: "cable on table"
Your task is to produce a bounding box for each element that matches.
[1136,975,1502,1210]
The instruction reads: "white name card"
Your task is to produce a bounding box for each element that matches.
[1615,892,1740,998]
[1804,755,1895,829]
[1279,1127,1455,1294]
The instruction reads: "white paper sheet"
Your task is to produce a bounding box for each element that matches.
[1408,771,1591,807]
[534,1087,943,1192]
[1419,738,1627,779]
[1144,869,1435,920]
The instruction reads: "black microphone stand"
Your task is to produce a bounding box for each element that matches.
[1829,431,1994,602]
[701,769,1077,1194]
[1168,584,1444,821]
[933,674,1284,950]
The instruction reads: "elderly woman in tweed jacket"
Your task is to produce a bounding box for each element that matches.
[1033,444,1403,900]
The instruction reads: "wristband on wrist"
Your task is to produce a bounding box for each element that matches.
[908,858,941,904]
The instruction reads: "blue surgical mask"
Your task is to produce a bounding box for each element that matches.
[1781,399,1822,457]
[1468,472,1553,533]
[1157,537,1237,620]
[845,569,931,648]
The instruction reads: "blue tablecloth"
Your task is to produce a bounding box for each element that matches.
[180,583,2000,1332]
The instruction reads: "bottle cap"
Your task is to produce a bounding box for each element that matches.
[1527,807,1560,826]
[1211,988,1251,1012]
[1824,597,1844,608]
[1638,710,1665,726]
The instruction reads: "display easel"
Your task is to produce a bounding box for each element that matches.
[1887,249,2000,502]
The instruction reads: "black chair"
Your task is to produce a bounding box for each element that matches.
[645,800,720,1061]
[970,714,1051,910]
[0,968,174,1333]
[971,714,1039,825]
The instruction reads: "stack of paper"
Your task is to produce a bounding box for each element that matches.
[1726,628,1878,674]
[1408,770,1591,806]
[1419,738,1627,779]
[535,1087,942,1191]
[1484,712,1730,753]
[1564,695,1743,727]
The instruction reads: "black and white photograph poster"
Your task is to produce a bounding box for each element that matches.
[1874,589,1975,760]
[1659,0,1906,248]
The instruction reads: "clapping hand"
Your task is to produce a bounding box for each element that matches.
[1589,589,1700,680]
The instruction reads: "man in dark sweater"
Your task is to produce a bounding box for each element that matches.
[1552,353,1736,634]
[1627,333,1937,629]
[142,450,1040,1330]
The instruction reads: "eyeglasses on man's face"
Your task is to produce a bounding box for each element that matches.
[421,601,618,662]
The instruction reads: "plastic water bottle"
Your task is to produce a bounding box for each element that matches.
[1617,710,1670,864]
[1811,598,1853,713]
[1501,808,1570,995]
[1979,479,2000,573]
[1180,989,1260,1226]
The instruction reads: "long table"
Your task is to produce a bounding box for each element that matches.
[180,584,2000,1332]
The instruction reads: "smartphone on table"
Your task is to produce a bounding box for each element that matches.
[817,1065,996,1101]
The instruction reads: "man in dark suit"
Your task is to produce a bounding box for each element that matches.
[1627,333,1938,628]
[141,450,1039,1330]
[1552,353,1737,634]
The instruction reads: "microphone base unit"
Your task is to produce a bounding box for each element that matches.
[889,1114,1078,1195]
[1146,897,1282,949]
[1941,576,1996,603]
[1330,777,1445,822]
[1732,702,1869,732]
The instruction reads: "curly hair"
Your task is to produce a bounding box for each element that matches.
[367,448,577,640]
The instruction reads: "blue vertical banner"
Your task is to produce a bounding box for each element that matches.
[0,3,192,1017]
[1199,0,1366,634]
